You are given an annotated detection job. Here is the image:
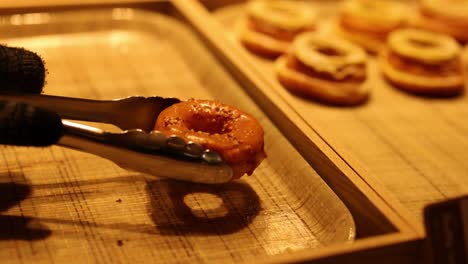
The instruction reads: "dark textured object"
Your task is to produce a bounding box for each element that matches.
[0,45,46,94]
[0,101,63,146]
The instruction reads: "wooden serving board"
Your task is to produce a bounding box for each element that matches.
[0,4,359,263]
[212,0,468,228]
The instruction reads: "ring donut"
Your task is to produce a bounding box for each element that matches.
[237,0,317,58]
[154,99,266,180]
[276,32,369,105]
[336,0,410,53]
[380,28,465,96]
[388,28,461,63]
[414,0,468,42]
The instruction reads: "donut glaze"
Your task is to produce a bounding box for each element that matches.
[276,33,369,105]
[154,99,266,180]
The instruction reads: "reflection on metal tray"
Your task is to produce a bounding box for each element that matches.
[0,5,354,264]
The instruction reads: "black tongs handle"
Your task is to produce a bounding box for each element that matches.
[0,45,62,146]
[0,100,64,146]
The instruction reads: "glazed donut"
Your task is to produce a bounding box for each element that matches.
[336,0,410,53]
[237,0,317,58]
[154,99,266,180]
[276,32,369,105]
[380,28,465,96]
[415,0,468,42]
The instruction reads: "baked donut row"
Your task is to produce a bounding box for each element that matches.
[337,0,467,96]
[236,0,467,104]
[237,0,370,105]
[337,0,468,53]
[240,0,468,55]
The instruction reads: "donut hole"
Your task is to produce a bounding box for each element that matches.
[187,115,233,134]
[316,47,346,57]
[408,38,436,49]
[183,192,228,219]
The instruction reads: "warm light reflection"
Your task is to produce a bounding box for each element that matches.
[62,120,104,135]
[9,13,50,25]
[112,8,135,21]
[183,192,228,219]
[258,212,320,255]
[109,31,131,48]
[6,35,64,49]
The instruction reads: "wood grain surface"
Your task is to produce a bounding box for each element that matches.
[212,0,468,227]
[0,7,356,263]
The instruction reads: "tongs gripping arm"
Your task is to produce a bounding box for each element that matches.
[60,121,233,184]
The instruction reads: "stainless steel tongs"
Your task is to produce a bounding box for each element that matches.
[0,93,233,184]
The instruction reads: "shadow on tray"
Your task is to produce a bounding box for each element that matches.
[146,179,261,235]
[0,174,51,240]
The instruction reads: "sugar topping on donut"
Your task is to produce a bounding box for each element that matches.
[154,99,266,180]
